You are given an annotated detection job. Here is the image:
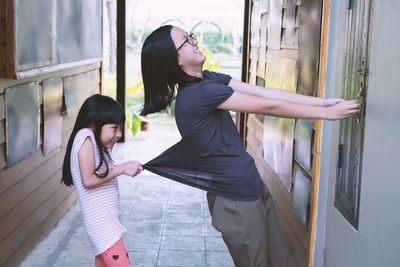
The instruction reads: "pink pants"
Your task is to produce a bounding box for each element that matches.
[95,238,131,267]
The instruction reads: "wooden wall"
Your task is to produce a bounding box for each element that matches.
[0,63,101,266]
[0,0,6,77]
[243,1,325,266]
[246,115,311,267]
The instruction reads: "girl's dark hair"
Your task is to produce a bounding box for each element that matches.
[140,25,201,115]
[62,94,125,187]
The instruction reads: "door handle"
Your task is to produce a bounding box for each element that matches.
[356,68,368,124]
[356,85,366,123]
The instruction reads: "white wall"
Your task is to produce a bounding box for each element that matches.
[315,1,400,266]
[313,0,344,265]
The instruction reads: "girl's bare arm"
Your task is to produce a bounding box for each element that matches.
[78,137,143,189]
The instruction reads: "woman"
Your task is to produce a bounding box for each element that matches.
[141,25,359,267]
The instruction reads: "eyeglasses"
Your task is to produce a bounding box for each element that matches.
[176,32,197,51]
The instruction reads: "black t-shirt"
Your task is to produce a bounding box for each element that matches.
[144,70,265,201]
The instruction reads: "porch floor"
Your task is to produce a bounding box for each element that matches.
[20,118,234,267]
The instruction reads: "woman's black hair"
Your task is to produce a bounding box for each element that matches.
[140,25,202,115]
[61,94,126,187]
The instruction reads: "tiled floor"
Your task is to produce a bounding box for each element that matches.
[20,118,235,267]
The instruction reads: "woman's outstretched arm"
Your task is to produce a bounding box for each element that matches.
[228,78,343,107]
[218,91,359,120]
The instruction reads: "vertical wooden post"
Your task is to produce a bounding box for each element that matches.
[308,0,330,266]
[116,0,126,142]
[5,0,16,79]
[238,0,251,142]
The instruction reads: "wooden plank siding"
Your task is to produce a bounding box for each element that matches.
[0,94,4,120]
[4,0,14,79]
[246,114,310,267]
[0,0,5,19]
[0,68,100,192]
[242,1,327,265]
[4,189,77,267]
[0,43,5,66]
[0,143,5,169]
[0,42,5,77]
[0,20,4,43]
[0,150,66,218]
[0,65,101,266]
[0,119,4,143]
[0,93,6,169]
[0,61,101,95]
[1,184,77,266]
[0,169,66,258]
[0,0,5,76]
[63,69,101,91]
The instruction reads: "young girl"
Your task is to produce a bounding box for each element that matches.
[62,94,143,267]
[141,25,360,266]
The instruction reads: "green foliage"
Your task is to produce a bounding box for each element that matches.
[165,40,224,116]
[223,33,234,44]
[217,43,233,55]
[166,99,176,116]
[102,73,117,99]
[141,29,154,44]
[126,109,131,129]
[192,31,234,54]
[130,112,141,137]
[199,43,222,73]
[129,28,137,43]
[201,31,223,52]
[102,30,230,123]
[102,73,144,137]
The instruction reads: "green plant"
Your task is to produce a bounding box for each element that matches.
[199,43,222,72]
[166,99,176,116]
[130,112,141,137]
[223,33,234,44]
[102,39,224,122]
[102,73,144,137]
[129,28,137,43]
[102,73,117,99]
[217,43,233,55]
[201,31,223,52]
[141,29,154,44]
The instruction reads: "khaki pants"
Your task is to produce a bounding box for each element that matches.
[207,189,291,267]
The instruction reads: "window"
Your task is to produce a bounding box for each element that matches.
[334,0,371,229]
